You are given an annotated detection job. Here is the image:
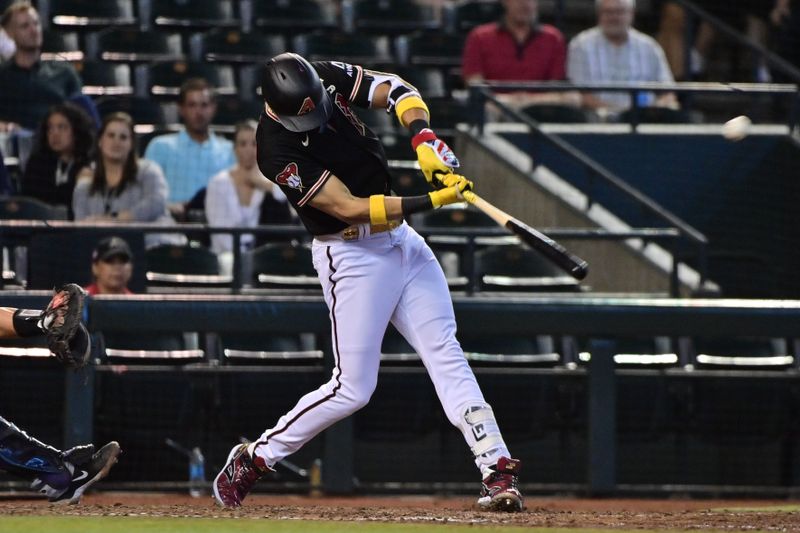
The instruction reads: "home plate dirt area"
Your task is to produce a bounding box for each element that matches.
[2,493,800,529]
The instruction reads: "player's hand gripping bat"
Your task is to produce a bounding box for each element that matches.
[461,190,589,281]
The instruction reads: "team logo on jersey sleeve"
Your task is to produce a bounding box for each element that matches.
[298,97,316,116]
[334,94,366,135]
[275,163,305,191]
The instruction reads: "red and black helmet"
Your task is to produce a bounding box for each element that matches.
[260,53,333,133]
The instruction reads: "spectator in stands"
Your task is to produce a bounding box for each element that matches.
[85,236,133,295]
[0,2,83,131]
[21,103,95,217]
[656,0,771,81]
[144,78,234,219]
[205,120,290,268]
[73,112,181,248]
[771,0,800,80]
[0,24,14,61]
[461,0,577,109]
[0,146,11,195]
[568,0,677,113]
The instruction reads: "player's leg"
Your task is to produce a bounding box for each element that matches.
[390,226,522,511]
[0,416,120,504]
[213,238,404,507]
[0,307,19,337]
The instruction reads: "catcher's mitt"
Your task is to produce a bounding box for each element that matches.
[42,283,90,368]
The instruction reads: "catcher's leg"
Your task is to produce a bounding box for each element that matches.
[0,416,72,493]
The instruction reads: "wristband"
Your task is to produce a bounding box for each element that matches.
[401,195,434,215]
[369,194,387,226]
[12,309,44,338]
[395,95,429,126]
[408,119,428,137]
[411,128,437,150]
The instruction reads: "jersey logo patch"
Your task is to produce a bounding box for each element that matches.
[275,163,305,191]
[298,97,316,116]
[334,93,366,136]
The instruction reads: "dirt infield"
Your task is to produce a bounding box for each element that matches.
[2,493,800,530]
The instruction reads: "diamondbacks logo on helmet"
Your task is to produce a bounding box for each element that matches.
[275,163,304,191]
[297,97,316,116]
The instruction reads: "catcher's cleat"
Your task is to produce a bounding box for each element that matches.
[213,444,273,508]
[477,456,523,512]
[49,441,121,504]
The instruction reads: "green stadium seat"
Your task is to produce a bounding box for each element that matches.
[145,243,230,287]
[522,104,592,124]
[95,96,167,130]
[147,61,237,97]
[0,196,66,221]
[50,0,136,29]
[92,29,184,63]
[77,62,132,96]
[149,0,239,30]
[474,244,582,292]
[401,30,465,67]
[247,242,319,289]
[191,30,286,65]
[212,97,264,127]
[351,0,439,35]
[252,0,335,33]
[452,0,503,31]
[41,30,82,61]
[295,31,392,66]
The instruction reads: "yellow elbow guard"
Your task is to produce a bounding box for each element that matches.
[395,95,429,127]
[369,194,388,226]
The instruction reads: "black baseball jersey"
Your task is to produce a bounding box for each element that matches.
[256,61,395,236]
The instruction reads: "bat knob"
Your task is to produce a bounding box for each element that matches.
[571,262,589,281]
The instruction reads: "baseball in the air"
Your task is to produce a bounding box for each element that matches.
[722,115,751,141]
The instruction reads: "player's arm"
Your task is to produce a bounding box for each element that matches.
[368,72,463,191]
[308,173,471,226]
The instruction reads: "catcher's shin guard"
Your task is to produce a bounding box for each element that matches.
[0,416,72,490]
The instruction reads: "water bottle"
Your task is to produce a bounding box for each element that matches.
[188,447,205,498]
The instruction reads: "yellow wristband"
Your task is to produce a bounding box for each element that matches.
[428,187,458,208]
[369,194,387,226]
[395,95,429,126]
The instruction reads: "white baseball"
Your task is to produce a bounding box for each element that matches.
[722,115,751,141]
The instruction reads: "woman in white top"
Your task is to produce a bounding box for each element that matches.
[205,120,288,259]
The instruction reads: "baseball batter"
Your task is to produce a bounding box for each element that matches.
[0,285,120,504]
[212,53,522,512]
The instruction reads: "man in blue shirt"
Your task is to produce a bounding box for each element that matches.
[144,78,234,217]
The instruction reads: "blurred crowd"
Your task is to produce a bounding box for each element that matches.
[0,0,797,272]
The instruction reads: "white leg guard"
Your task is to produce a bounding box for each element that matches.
[458,403,510,474]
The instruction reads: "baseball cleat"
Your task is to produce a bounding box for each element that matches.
[477,456,523,512]
[49,441,121,504]
[212,443,272,508]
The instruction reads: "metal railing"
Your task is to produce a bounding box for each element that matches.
[0,220,685,294]
[467,85,710,293]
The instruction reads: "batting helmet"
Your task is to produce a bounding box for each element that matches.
[260,53,333,133]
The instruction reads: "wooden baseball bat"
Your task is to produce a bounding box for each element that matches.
[462,190,589,281]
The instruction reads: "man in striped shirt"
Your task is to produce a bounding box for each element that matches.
[567,0,677,112]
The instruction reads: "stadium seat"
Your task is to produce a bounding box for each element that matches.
[77,62,132,96]
[149,0,239,30]
[474,244,582,292]
[40,30,82,61]
[451,0,503,31]
[388,166,427,197]
[460,335,562,367]
[618,106,692,124]
[400,30,465,67]
[219,332,323,365]
[95,96,167,131]
[252,0,335,33]
[0,196,66,221]
[425,97,473,133]
[212,97,264,127]
[566,336,680,367]
[146,61,237,97]
[690,337,793,369]
[350,0,439,35]
[100,331,205,364]
[91,29,184,63]
[145,243,230,287]
[294,31,392,66]
[522,104,592,124]
[190,30,286,64]
[49,0,136,29]
[247,242,319,289]
[392,66,447,99]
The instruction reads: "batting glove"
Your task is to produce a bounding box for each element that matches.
[411,128,460,189]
